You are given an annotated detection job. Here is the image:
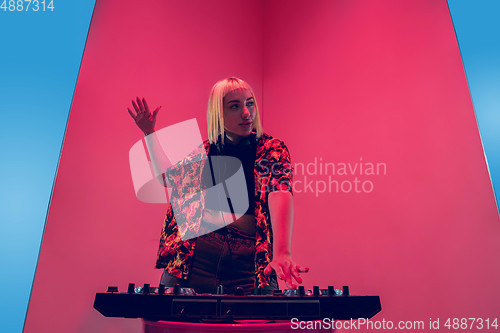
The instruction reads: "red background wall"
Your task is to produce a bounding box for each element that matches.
[25,0,500,332]
[263,0,500,330]
[24,0,264,332]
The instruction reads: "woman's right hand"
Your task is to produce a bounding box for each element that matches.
[127,97,161,136]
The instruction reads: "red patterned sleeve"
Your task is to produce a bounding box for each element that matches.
[268,139,294,195]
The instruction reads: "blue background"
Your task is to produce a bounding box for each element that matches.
[0,1,498,332]
[448,0,500,212]
[0,2,96,332]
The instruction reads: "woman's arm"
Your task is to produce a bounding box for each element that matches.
[128,97,171,187]
[268,190,294,256]
[144,132,172,187]
[265,190,309,289]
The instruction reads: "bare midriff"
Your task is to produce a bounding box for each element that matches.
[202,210,256,236]
[230,213,256,235]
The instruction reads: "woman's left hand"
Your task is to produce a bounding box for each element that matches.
[264,254,309,289]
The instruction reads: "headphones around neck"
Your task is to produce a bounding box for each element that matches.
[215,132,257,156]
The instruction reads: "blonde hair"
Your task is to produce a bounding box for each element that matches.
[207,77,263,145]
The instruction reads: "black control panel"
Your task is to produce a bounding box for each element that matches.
[94,283,382,322]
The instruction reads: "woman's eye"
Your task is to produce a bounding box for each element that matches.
[230,104,239,109]
[246,101,254,107]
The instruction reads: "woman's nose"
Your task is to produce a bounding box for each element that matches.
[242,105,250,116]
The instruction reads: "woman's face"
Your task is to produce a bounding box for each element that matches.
[223,88,256,143]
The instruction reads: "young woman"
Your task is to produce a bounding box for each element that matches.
[128,78,308,295]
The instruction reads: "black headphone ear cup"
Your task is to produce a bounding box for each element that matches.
[251,132,257,144]
[214,133,223,155]
[240,138,250,147]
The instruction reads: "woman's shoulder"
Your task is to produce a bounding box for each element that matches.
[257,133,292,160]
[258,132,289,148]
[200,139,212,152]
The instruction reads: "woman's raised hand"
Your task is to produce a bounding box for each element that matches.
[127,97,161,136]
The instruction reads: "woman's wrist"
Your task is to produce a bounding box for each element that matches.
[273,246,291,257]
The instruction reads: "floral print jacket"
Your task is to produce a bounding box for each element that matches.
[155,132,293,287]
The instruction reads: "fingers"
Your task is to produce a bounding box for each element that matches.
[269,261,295,289]
[264,264,272,276]
[264,262,285,280]
[131,99,141,114]
[290,265,302,284]
[127,108,136,120]
[152,106,161,119]
[136,97,145,113]
[281,262,296,289]
[297,266,309,273]
[278,260,306,288]
[284,274,296,289]
[275,264,286,280]
[142,97,150,113]
[266,260,309,289]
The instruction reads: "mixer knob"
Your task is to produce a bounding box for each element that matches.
[342,286,349,296]
[183,288,196,295]
[253,286,262,295]
[143,284,150,294]
[298,285,305,296]
[327,286,335,296]
[234,287,244,296]
[216,285,224,295]
[173,284,181,295]
[127,283,135,294]
[106,286,118,293]
[158,284,165,295]
[313,286,320,297]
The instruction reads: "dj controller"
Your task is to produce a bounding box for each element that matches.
[94,283,382,322]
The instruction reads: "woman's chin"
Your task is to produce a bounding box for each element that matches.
[240,128,253,136]
[227,129,252,138]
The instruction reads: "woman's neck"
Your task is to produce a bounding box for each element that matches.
[224,131,243,145]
